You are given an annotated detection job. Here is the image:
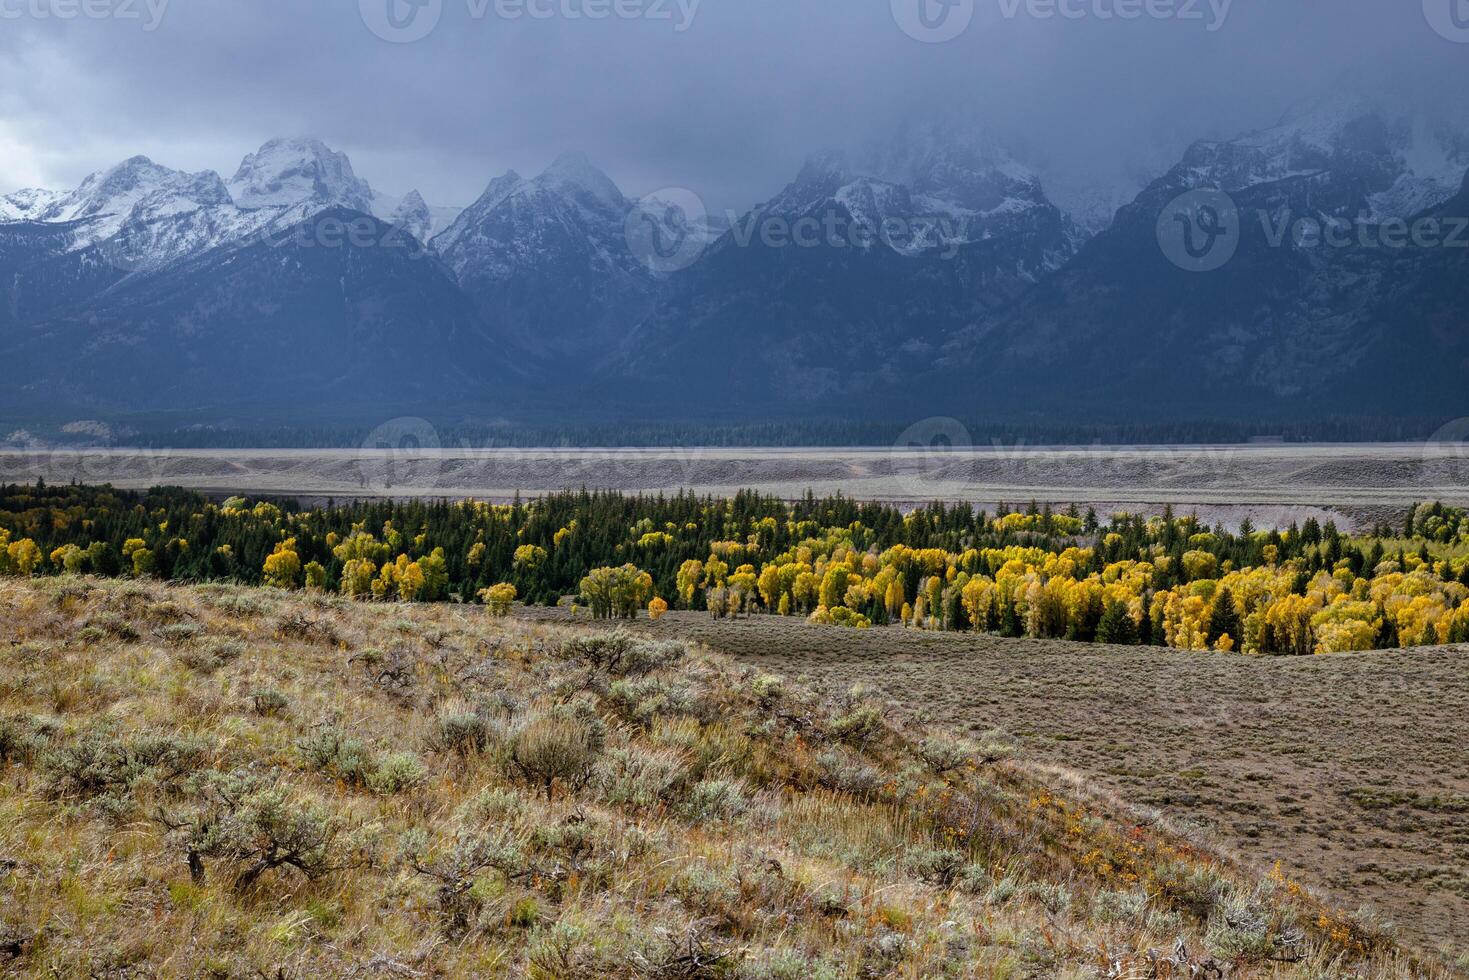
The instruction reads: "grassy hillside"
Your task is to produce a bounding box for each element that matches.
[0,577,1440,978]
[599,608,1469,962]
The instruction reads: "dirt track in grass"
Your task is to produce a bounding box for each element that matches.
[523,607,1469,961]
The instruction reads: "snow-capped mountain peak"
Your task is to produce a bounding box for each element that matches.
[0,155,235,251]
[0,186,66,223]
[753,130,1067,259]
[479,170,528,208]
[53,155,228,220]
[1371,110,1469,220]
[429,171,527,253]
[226,137,374,212]
[1158,93,1467,223]
[431,154,633,266]
[427,152,656,356]
[534,151,625,212]
[394,189,428,215]
[384,190,432,243]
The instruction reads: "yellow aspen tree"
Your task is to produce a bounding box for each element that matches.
[7,539,42,576]
[263,539,303,589]
[397,558,426,602]
[480,583,517,617]
[50,543,85,574]
[885,577,906,618]
[340,559,377,599]
[758,564,782,611]
[304,561,328,591]
[676,560,705,606]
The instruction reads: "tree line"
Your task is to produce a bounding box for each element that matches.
[3,481,1467,653]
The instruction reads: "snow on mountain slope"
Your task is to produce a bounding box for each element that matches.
[736,129,1073,267]
[611,130,1080,405]
[0,156,237,248]
[370,189,462,242]
[947,94,1469,419]
[1,207,508,416]
[429,172,525,255]
[535,150,625,213]
[1367,112,1469,221]
[430,153,654,356]
[226,137,374,213]
[226,138,463,239]
[0,138,473,276]
[1167,93,1466,220]
[0,187,66,223]
[851,127,1048,218]
[381,190,433,243]
[432,152,635,280]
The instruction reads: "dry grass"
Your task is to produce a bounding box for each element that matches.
[0,578,1452,978]
[581,610,1469,968]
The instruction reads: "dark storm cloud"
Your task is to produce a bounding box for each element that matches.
[0,0,1463,211]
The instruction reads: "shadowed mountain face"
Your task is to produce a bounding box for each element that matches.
[430,153,659,360]
[947,100,1469,419]
[0,111,1465,426]
[0,210,510,417]
[0,220,125,330]
[607,138,1078,407]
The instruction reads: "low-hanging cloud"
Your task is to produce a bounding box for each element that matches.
[0,0,1463,213]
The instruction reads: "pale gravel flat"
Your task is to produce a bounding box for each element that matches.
[3,444,1467,531]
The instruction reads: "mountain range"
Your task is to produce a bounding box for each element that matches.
[1,99,1466,429]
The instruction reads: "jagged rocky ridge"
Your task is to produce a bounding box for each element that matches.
[1,105,1466,423]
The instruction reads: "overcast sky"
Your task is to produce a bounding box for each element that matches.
[0,0,1464,212]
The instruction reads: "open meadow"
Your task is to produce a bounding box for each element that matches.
[2,576,1446,977]
[525,608,1469,963]
[4,479,1469,973]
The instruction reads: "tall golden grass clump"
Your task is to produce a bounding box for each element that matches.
[0,577,1441,977]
